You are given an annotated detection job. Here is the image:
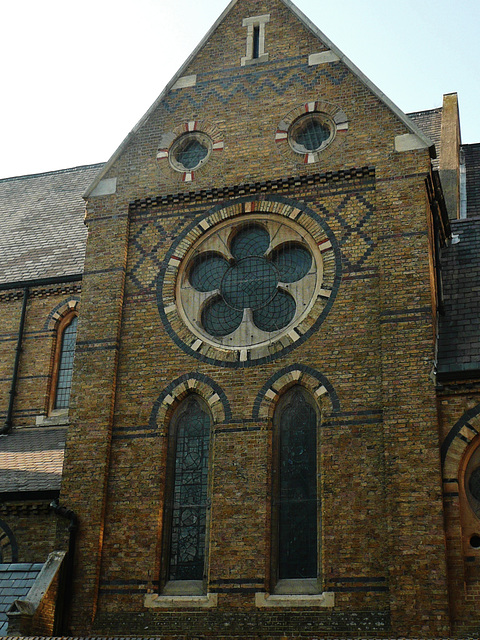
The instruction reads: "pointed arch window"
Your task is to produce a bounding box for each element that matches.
[162,395,212,592]
[273,386,319,590]
[49,312,78,413]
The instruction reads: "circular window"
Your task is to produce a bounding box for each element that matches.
[158,198,340,367]
[288,113,334,155]
[177,216,320,351]
[169,132,212,172]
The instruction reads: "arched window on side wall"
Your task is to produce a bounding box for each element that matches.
[49,313,78,413]
[162,395,212,593]
[273,386,319,591]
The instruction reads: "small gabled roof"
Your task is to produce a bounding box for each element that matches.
[0,563,43,635]
[0,163,103,286]
[85,0,434,198]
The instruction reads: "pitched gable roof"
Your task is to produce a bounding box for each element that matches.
[0,164,103,286]
[85,0,434,197]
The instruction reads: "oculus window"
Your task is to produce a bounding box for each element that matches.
[177,215,321,350]
[158,198,339,367]
[169,132,212,173]
[288,113,334,155]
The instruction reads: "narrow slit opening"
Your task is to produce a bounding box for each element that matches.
[253,25,260,59]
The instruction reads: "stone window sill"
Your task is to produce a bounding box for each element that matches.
[255,591,334,608]
[144,592,218,609]
[36,409,69,427]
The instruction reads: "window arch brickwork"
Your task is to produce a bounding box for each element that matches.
[253,363,340,421]
[47,304,79,414]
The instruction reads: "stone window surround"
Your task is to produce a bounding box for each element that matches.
[241,14,270,66]
[36,299,79,426]
[158,197,339,368]
[175,213,323,355]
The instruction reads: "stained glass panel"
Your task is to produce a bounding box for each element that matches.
[230,224,270,259]
[54,316,78,409]
[469,467,480,501]
[272,243,312,283]
[222,257,277,310]
[202,297,244,337]
[293,116,330,152]
[253,290,296,332]
[169,398,211,581]
[189,253,229,292]
[174,138,209,170]
[278,388,317,579]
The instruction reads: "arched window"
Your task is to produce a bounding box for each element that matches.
[49,313,78,412]
[273,386,319,589]
[162,395,212,591]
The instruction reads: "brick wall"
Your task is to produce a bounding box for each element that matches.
[61,0,453,636]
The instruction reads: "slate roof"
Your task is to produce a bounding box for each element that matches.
[0,562,43,636]
[437,218,480,378]
[0,427,66,494]
[463,143,480,218]
[408,107,443,169]
[0,163,103,286]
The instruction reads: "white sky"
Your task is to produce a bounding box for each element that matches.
[1,0,479,180]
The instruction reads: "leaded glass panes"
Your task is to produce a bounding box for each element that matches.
[289,113,333,154]
[230,225,270,259]
[168,397,211,581]
[189,253,228,292]
[54,316,78,409]
[277,388,317,579]
[169,132,212,172]
[183,220,315,340]
[253,290,295,332]
[202,297,244,337]
[272,243,312,283]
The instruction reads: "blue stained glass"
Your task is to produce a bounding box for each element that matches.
[222,257,277,310]
[278,388,317,579]
[230,225,270,259]
[202,297,243,337]
[174,137,208,170]
[189,254,229,292]
[54,316,78,409]
[169,397,210,581]
[294,116,330,151]
[272,244,312,283]
[252,290,296,332]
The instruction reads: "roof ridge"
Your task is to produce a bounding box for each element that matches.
[0,162,105,183]
[407,107,443,117]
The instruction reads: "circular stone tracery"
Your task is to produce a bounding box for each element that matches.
[177,215,321,351]
[158,199,340,367]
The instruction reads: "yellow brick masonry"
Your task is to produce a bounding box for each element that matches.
[60,0,453,636]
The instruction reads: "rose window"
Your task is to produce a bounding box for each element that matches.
[176,216,323,351]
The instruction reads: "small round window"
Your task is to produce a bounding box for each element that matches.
[169,132,212,172]
[288,113,334,154]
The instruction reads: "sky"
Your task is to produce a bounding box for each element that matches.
[1,0,479,180]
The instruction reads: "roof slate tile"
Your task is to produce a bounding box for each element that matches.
[0,163,103,286]
[0,427,66,493]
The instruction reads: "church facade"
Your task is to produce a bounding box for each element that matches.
[2,0,480,637]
